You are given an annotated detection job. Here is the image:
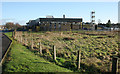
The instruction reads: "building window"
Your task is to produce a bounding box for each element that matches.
[59,23,61,31]
[73,22,75,25]
[50,24,52,28]
[59,23,61,28]
[54,23,56,29]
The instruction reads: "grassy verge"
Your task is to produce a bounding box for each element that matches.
[3,30,118,72]
[19,30,118,72]
[3,32,72,72]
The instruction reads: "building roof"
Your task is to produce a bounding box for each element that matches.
[26,17,83,26]
[39,18,82,22]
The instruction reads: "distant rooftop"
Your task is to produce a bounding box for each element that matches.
[46,15,54,18]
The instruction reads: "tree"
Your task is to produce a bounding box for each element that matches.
[5,22,15,29]
[4,22,21,30]
[15,23,21,29]
[106,20,111,27]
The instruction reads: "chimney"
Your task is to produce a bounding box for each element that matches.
[63,15,65,18]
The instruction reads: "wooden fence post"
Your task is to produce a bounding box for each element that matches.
[17,35,18,41]
[61,32,63,36]
[15,32,17,40]
[14,29,16,39]
[31,37,33,49]
[19,35,20,42]
[77,50,81,70]
[13,29,16,39]
[21,35,22,43]
[25,38,27,46]
[53,45,56,61]
[12,31,14,38]
[18,35,20,42]
[23,38,25,44]
[112,57,118,73]
[39,42,42,54]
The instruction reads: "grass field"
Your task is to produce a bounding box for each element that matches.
[3,30,119,72]
[3,32,72,72]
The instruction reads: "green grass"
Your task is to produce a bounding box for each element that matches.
[4,30,119,72]
[3,32,72,72]
[5,32,12,37]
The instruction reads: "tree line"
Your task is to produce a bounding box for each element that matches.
[4,22,23,30]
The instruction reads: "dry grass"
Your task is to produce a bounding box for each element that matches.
[13,30,119,72]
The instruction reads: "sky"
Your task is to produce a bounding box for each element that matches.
[118,1,120,23]
[0,2,119,25]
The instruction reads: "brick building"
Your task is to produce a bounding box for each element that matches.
[26,15,83,31]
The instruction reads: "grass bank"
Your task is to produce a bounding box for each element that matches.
[3,32,72,72]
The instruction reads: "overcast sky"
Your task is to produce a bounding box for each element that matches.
[0,0,119,25]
